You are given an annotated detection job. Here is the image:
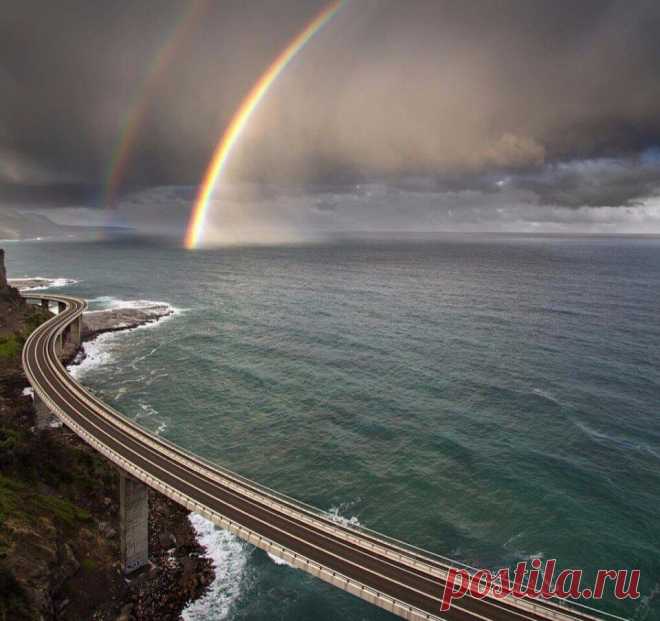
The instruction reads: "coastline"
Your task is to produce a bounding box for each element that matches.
[66,299,215,620]
[2,270,215,620]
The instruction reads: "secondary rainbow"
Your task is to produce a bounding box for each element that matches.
[184,0,344,249]
[104,0,208,212]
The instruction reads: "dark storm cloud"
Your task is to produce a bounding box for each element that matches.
[0,182,99,207]
[512,157,660,208]
[2,0,660,210]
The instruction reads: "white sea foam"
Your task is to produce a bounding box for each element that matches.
[86,295,185,315]
[328,503,362,529]
[531,387,563,406]
[22,386,34,398]
[574,420,658,459]
[129,345,162,370]
[9,277,78,291]
[68,332,117,380]
[183,514,249,620]
[133,400,169,435]
[267,551,295,567]
[502,532,544,564]
[0,237,52,243]
[136,401,159,420]
[85,295,117,307]
[155,421,168,435]
[264,504,362,569]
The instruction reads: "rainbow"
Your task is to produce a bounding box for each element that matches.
[104,1,208,212]
[184,0,344,249]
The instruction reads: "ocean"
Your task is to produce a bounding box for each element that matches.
[5,235,660,620]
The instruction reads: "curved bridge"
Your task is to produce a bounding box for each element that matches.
[22,294,606,621]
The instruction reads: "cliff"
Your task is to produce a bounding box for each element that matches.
[0,249,35,340]
[0,209,67,242]
[0,249,6,287]
[0,248,213,620]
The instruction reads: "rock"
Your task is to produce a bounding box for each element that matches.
[61,542,81,580]
[0,248,6,287]
[8,277,78,291]
[82,305,174,339]
[116,603,133,621]
[98,521,118,540]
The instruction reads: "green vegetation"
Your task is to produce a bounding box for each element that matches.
[0,474,91,530]
[0,309,49,360]
[81,558,97,572]
[0,335,21,360]
[0,475,21,525]
[24,310,50,333]
[33,494,91,528]
[0,286,120,619]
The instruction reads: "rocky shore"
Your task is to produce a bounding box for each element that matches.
[0,249,214,620]
[8,278,77,291]
[82,304,174,340]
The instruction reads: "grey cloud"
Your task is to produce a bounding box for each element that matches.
[1,0,660,218]
[512,158,660,208]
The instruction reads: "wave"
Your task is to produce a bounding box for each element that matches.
[265,503,362,569]
[264,504,362,569]
[183,514,248,620]
[574,420,659,459]
[134,400,169,436]
[9,277,79,291]
[327,502,362,529]
[267,551,295,567]
[530,387,564,407]
[502,533,544,564]
[86,295,185,314]
[68,332,117,380]
[0,236,54,243]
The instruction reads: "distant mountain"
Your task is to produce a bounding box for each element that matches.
[0,207,137,241]
[0,208,67,240]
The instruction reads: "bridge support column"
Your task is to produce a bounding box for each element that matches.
[120,473,149,574]
[34,393,55,430]
[69,317,81,347]
[57,301,66,314]
[41,299,49,311]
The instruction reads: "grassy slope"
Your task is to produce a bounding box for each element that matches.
[0,298,118,620]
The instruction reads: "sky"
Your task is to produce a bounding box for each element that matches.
[2,0,660,241]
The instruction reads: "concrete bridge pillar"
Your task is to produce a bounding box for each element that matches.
[120,473,149,573]
[70,316,81,347]
[57,301,66,314]
[41,299,49,311]
[34,393,55,430]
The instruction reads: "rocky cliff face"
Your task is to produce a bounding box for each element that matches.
[0,248,6,288]
[0,248,213,620]
[0,248,29,337]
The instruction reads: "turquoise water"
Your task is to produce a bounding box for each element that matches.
[5,236,660,620]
